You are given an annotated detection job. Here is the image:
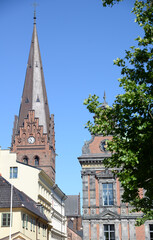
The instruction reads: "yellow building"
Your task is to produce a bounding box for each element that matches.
[0,149,67,240]
[0,176,50,240]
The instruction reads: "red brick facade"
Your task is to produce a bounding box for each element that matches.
[78,135,150,240]
[11,110,55,182]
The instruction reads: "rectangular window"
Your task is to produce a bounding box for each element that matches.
[38,222,40,234]
[2,213,10,227]
[104,224,115,240]
[43,224,46,237]
[26,215,28,229]
[10,167,18,179]
[150,225,153,240]
[103,183,114,206]
[22,214,25,228]
[33,218,35,232]
[30,218,33,231]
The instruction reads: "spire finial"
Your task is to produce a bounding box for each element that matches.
[32,2,38,24]
[103,91,106,104]
[101,91,108,109]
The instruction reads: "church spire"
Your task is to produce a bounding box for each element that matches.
[17,17,50,136]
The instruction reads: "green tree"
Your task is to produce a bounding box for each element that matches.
[84,0,153,225]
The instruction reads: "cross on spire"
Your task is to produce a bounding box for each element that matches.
[32,2,38,24]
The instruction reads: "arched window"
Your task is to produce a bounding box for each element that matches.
[34,156,39,166]
[23,156,28,165]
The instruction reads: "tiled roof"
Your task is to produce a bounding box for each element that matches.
[65,195,80,216]
[0,176,48,222]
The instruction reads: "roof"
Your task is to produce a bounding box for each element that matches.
[15,21,50,136]
[65,195,80,216]
[0,176,48,222]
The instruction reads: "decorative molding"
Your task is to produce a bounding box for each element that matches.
[82,135,95,155]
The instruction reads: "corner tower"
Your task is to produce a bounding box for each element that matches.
[11,14,56,182]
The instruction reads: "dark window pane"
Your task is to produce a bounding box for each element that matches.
[110,225,115,231]
[35,156,39,166]
[13,167,18,178]
[150,225,153,231]
[3,214,7,226]
[23,156,28,164]
[110,232,115,238]
[104,225,108,231]
[10,168,12,178]
[104,232,109,240]
[8,215,10,226]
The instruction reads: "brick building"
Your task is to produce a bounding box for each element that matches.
[78,97,153,240]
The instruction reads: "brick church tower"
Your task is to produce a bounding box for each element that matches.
[11,13,56,182]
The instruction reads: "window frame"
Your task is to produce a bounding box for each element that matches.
[30,217,33,231]
[150,224,153,240]
[38,221,40,234]
[43,224,46,237]
[22,213,25,228]
[104,224,115,240]
[10,167,18,179]
[26,214,28,229]
[33,218,36,232]
[1,213,11,227]
[102,183,114,206]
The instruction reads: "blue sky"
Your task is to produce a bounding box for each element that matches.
[0,0,143,200]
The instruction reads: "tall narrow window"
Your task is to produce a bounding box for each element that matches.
[30,218,33,231]
[26,215,28,229]
[33,218,36,232]
[150,225,153,240]
[38,222,40,234]
[23,156,28,165]
[43,224,46,237]
[103,183,114,206]
[10,167,18,179]
[34,156,39,166]
[22,214,25,228]
[2,213,10,227]
[104,224,115,240]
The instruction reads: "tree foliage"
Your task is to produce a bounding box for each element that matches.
[84,0,153,225]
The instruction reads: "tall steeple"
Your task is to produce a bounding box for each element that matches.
[11,13,56,182]
[18,13,50,136]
